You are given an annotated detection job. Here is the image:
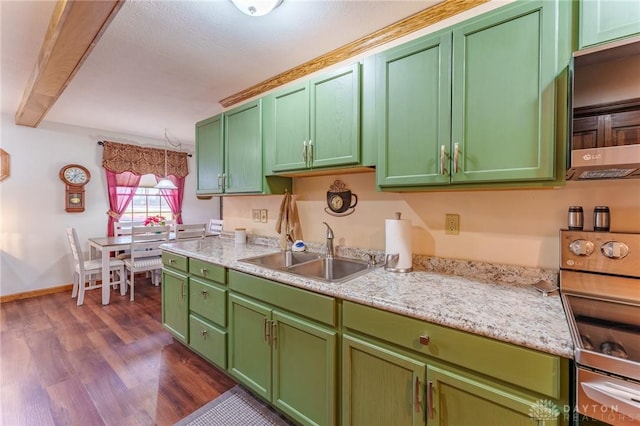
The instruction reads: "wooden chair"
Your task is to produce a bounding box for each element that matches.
[113,220,146,236]
[66,227,125,306]
[122,225,170,301]
[208,219,223,236]
[175,223,207,240]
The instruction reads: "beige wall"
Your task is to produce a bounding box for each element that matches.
[222,173,639,270]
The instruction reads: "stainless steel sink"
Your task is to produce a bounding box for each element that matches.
[240,251,321,269]
[287,257,372,283]
[239,251,375,283]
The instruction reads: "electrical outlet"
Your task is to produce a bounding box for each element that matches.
[260,209,268,223]
[252,209,261,223]
[445,214,460,235]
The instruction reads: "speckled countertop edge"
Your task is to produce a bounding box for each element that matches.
[162,236,574,359]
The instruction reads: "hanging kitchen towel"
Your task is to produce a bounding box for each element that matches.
[275,191,302,250]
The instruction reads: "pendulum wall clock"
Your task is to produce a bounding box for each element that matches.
[59,164,91,213]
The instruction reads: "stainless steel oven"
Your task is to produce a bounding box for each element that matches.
[560,230,640,425]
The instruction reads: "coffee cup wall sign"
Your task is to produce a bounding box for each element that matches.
[325,180,358,217]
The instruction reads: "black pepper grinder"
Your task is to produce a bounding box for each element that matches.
[593,206,610,232]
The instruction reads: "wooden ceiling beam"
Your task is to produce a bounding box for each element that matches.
[219,0,489,108]
[15,0,124,127]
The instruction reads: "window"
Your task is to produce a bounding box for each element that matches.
[118,185,171,223]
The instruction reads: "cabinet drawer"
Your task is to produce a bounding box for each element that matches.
[343,301,563,399]
[189,315,227,369]
[162,252,188,272]
[190,277,226,327]
[189,258,226,283]
[228,270,337,327]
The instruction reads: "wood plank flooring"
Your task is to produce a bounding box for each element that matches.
[0,278,236,426]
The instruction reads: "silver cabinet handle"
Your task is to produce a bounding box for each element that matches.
[414,376,421,413]
[217,174,223,189]
[440,145,446,175]
[271,320,277,345]
[308,140,313,166]
[180,281,185,299]
[302,140,308,163]
[453,143,459,173]
[200,267,207,275]
[263,317,270,342]
[428,380,434,419]
[222,173,227,189]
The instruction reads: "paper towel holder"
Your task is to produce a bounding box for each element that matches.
[384,212,413,273]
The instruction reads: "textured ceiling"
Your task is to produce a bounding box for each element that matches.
[1,0,440,144]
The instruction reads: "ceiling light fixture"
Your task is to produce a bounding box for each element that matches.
[155,130,178,190]
[231,0,283,16]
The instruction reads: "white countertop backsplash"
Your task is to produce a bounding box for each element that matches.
[161,234,574,359]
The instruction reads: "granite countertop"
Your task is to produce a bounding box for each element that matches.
[161,237,574,359]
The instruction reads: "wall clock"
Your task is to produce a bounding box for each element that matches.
[59,164,91,212]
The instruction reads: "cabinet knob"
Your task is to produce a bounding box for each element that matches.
[200,267,207,275]
[169,258,175,263]
[200,289,208,298]
[200,329,208,338]
[419,335,430,346]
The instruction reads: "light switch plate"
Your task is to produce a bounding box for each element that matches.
[260,209,268,223]
[252,209,261,222]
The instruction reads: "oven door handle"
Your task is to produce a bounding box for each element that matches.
[581,381,640,417]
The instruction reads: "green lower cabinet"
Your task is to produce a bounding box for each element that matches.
[342,334,426,426]
[189,314,227,369]
[161,268,188,343]
[428,364,560,426]
[228,293,337,426]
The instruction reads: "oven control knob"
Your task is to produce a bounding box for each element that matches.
[569,239,594,256]
[600,241,629,259]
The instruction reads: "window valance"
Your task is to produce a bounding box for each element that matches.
[101,141,189,178]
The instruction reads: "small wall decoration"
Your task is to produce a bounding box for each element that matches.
[0,149,9,181]
[325,179,358,217]
[59,164,91,212]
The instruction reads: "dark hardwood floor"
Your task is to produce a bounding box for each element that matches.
[0,278,236,426]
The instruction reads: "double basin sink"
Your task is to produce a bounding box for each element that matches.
[240,251,375,283]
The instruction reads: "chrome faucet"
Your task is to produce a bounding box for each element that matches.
[322,222,334,259]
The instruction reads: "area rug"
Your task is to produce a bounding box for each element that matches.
[174,385,293,426]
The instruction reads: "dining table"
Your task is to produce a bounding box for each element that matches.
[88,233,174,305]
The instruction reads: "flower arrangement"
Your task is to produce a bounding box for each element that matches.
[144,215,166,226]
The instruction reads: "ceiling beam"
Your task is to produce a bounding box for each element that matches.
[219,0,489,108]
[15,0,124,127]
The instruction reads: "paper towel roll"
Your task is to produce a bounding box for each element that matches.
[385,218,412,272]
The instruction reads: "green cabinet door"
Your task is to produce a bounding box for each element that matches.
[270,83,310,172]
[428,364,560,426]
[580,0,640,48]
[342,335,426,426]
[224,99,263,193]
[310,63,361,169]
[376,32,452,187]
[195,114,224,195]
[451,0,557,183]
[162,269,188,343]
[228,293,272,400]
[272,310,337,426]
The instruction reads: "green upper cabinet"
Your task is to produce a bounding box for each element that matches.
[266,63,362,173]
[579,0,640,48]
[377,0,563,188]
[224,99,263,193]
[376,32,452,187]
[451,0,557,184]
[195,114,224,195]
[195,99,264,195]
